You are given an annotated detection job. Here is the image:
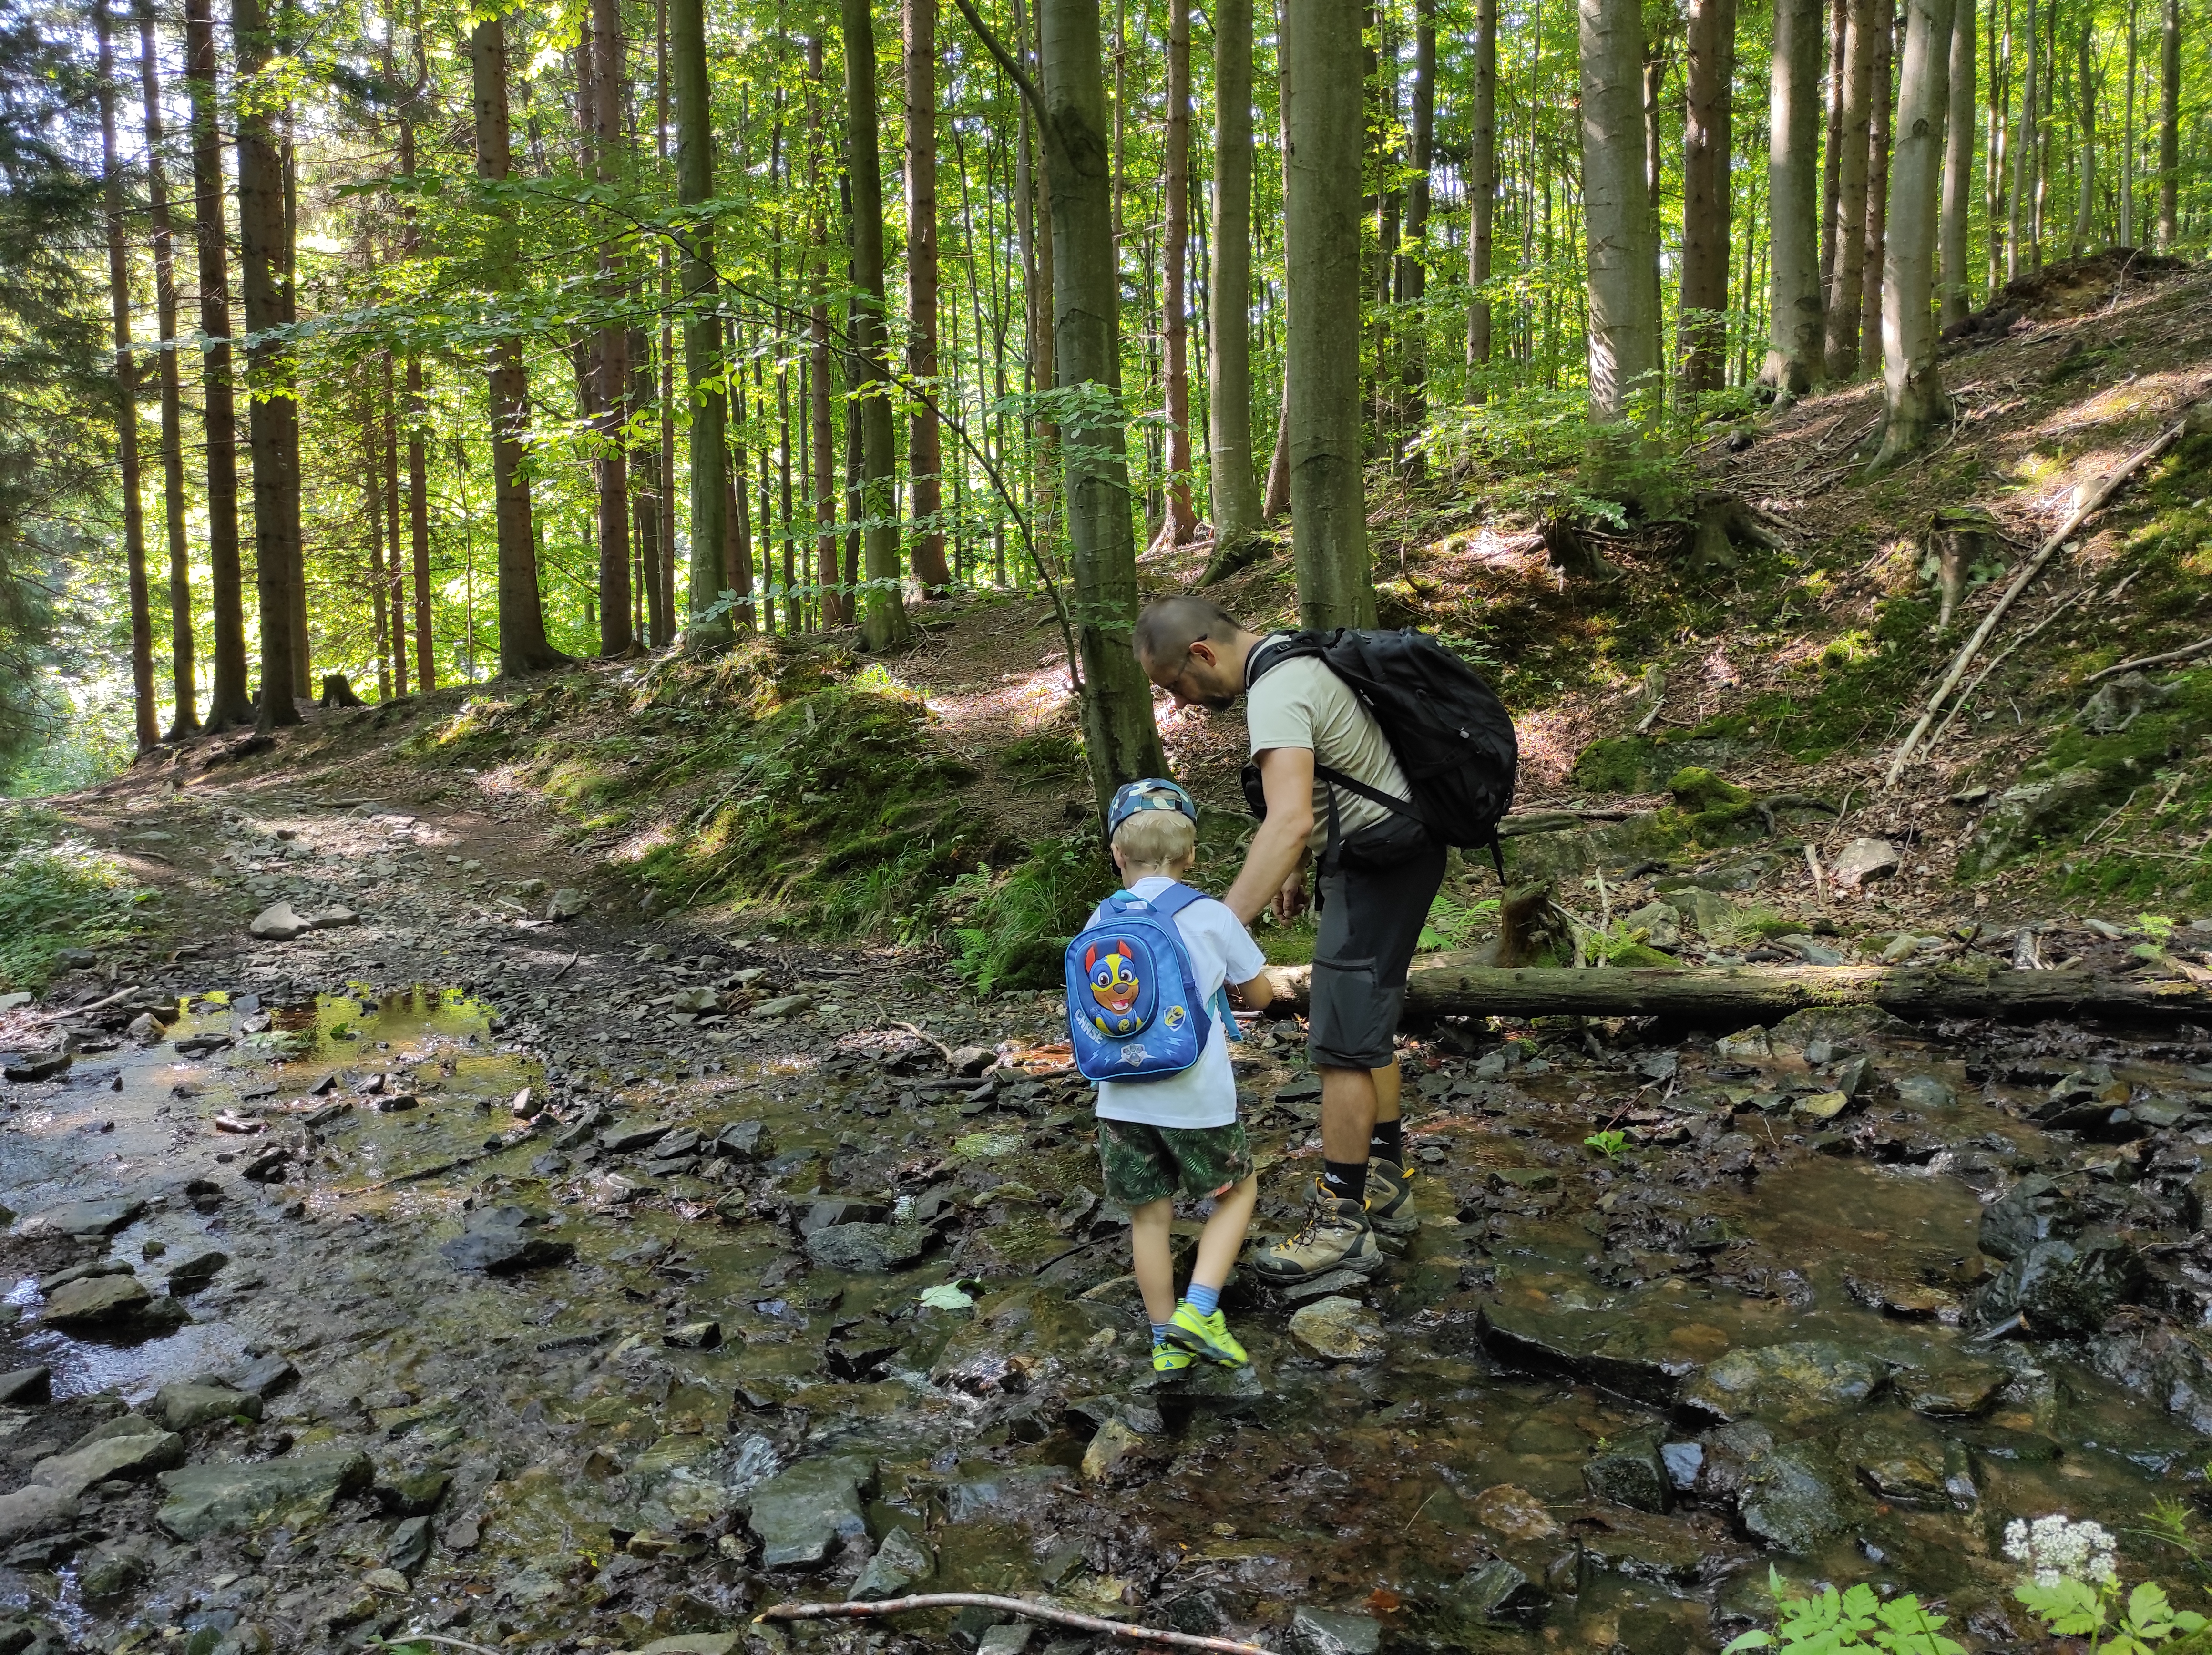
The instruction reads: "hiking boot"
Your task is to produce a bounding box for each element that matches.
[1365,1158,1420,1236]
[1166,1300,1249,1369]
[1250,1181,1382,1286]
[1152,1341,1194,1374]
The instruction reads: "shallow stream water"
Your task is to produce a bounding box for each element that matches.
[4,983,2211,1654]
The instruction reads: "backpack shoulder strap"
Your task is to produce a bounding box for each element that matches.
[1244,630,1328,690]
[1142,881,1210,919]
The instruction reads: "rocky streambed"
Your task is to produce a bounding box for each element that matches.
[7,794,2212,1655]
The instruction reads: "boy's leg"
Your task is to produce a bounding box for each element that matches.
[1190,1172,1259,1292]
[1162,1131,1255,1368]
[1128,1197,1178,1329]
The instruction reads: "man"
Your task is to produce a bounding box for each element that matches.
[1134,595,1447,1283]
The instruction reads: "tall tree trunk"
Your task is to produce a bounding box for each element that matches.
[1398,0,1434,468]
[806,37,845,629]
[2155,0,2177,251]
[1580,0,1660,426]
[632,332,666,646]
[1160,0,1197,541]
[1763,0,1826,399]
[396,92,434,690]
[1821,0,1850,301]
[2119,0,2137,246]
[1207,0,1260,548]
[281,117,306,700]
[905,0,952,593]
[471,13,562,676]
[1466,0,1497,375]
[1262,382,1291,521]
[366,422,392,701]
[381,353,407,696]
[1939,0,1976,323]
[2011,0,2038,273]
[2069,16,2095,255]
[99,2,157,752]
[1858,0,1895,369]
[1679,0,1735,394]
[1282,0,1375,627]
[233,0,299,726]
[846,0,909,651]
[1824,0,1876,378]
[590,0,632,654]
[671,0,730,647]
[1873,0,1957,468]
[1033,0,1168,807]
[138,0,195,740]
[1640,31,1668,378]
[184,0,249,729]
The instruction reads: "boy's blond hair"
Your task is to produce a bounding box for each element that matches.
[1112,807,1196,871]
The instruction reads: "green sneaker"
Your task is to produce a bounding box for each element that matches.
[1166,1300,1249,1369]
[1365,1158,1421,1236]
[1152,1341,1194,1373]
[1250,1180,1382,1286]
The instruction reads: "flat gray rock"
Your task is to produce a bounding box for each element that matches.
[1287,1296,1385,1364]
[31,1196,145,1237]
[248,901,312,941]
[1288,1608,1382,1655]
[43,1273,154,1328]
[31,1413,184,1497]
[0,1483,77,1544]
[440,1206,575,1274]
[803,1222,933,1274]
[152,1382,261,1431]
[743,1456,874,1570]
[155,1448,373,1539]
[850,1525,932,1601]
[0,1367,50,1406]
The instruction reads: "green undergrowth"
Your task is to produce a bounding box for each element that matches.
[946,838,1112,995]
[0,807,155,992]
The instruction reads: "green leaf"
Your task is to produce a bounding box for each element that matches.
[2017,1577,2108,1639]
[1720,1635,1774,1653]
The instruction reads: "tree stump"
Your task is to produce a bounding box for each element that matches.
[1928,506,1999,630]
[319,673,364,709]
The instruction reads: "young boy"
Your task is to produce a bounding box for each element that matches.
[1088,779,1275,1373]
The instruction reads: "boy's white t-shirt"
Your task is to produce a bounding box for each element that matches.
[1087,875,1267,1130]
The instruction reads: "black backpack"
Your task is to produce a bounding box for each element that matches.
[1242,628,1519,873]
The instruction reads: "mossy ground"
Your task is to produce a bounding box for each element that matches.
[0,807,155,991]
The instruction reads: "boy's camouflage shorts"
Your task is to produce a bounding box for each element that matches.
[1096,1118,1254,1208]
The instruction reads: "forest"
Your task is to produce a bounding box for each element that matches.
[0,0,2202,793]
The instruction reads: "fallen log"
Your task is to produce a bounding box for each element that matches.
[1256,958,2212,1024]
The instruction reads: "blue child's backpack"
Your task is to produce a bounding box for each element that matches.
[1064,884,1240,1083]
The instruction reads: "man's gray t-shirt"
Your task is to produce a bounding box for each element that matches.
[1245,638,1410,855]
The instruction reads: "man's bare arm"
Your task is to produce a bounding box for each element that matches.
[1223,747,1314,926]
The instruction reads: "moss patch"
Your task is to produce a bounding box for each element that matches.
[0,808,155,991]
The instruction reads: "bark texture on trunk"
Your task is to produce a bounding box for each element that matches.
[1679,0,1735,395]
[2010,0,2038,273]
[905,0,952,592]
[1398,0,1434,465]
[1037,0,1167,813]
[184,0,250,729]
[381,353,407,695]
[1763,0,1826,400]
[1938,0,1975,326]
[471,15,562,677]
[396,103,434,689]
[1160,0,1197,541]
[845,0,910,653]
[1259,958,2212,1024]
[1466,0,1497,373]
[1282,0,1375,629]
[1857,0,1895,369]
[1824,0,1876,378]
[138,2,196,739]
[1579,0,1659,423]
[234,0,299,726]
[806,38,845,630]
[589,0,632,654]
[99,2,158,751]
[1873,0,1957,470]
[2069,17,2095,255]
[1207,0,1260,550]
[671,0,729,647]
[2156,0,2178,251]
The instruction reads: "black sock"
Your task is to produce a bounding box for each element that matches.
[1321,1159,1367,1204]
[1369,1117,1403,1166]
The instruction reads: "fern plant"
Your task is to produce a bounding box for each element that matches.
[1723,1572,1964,1655]
[2014,1579,2210,1655]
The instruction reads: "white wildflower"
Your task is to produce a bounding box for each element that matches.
[2004,1513,2118,1587]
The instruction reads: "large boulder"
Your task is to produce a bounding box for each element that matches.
[1680,1341,1883,1426]
[29,1413,184,1496]
[802,1222,933,1274]
[440,1206,575,1274]
[742,1457,875,1570]
[1979,1174,2085,1260]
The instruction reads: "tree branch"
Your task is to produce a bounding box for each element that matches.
[756,1593,1278,1655]
[946,0,1049,129]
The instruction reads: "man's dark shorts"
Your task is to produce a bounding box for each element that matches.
[1309,814,1448,1070]
[1097,1118,1254,1207]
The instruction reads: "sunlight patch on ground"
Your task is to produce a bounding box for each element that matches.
[607,823,677,865]
[2033,369,2208,446]
[911,657,1075,743]
[1514,710,1577,790]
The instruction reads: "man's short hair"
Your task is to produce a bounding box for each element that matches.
[1111,807,1197,868]
[1133,596,1241,668]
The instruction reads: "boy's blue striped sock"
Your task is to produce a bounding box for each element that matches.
[1151,1323,1170,1346]
[1184,1282,1220,1318]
